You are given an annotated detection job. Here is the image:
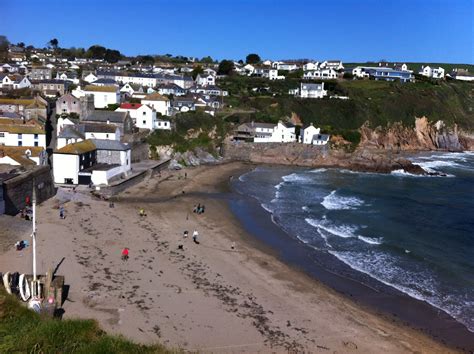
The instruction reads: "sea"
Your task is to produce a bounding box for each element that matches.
[232,151,474,333]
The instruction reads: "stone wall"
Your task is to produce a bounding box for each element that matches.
[129,142,150,163]
[0,182,4,215]
[2,166,56,215]
[222,140,331,167]
[96,150,122,165]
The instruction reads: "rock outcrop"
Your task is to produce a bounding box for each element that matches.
[360,117,465,151]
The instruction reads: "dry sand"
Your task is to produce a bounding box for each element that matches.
[0,162,459,353]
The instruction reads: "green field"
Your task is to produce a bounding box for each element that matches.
[0,289,173,353]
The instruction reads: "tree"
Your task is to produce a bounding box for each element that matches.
[49,38,59,49]
[200,56,214,64]
[137,55,154,65]
[86,45,107,59]
[0,35,9,61]
[16,42,25,48]
[192,65,204,80]
[218,60,234,75]
[104,49,122,63]
[246,53,261,64]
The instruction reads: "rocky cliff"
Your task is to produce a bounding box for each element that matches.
[359,117,471,151]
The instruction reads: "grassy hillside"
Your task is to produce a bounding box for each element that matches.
[218,77,474,132]
[147,111,230,153]
[345,62,474,73]
[0,289,173,353]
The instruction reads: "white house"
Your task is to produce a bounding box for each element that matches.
[120,83,135,96]
[299,123,330,145]
[299,123,321,144]
[203,68,217,76]
[253,67,279,80]
[320,60,344,71]
[56,123,119,149]
[0,121,46,147]
[83,73,98,83]
[0,146,46,166]
[53,139,131,186]
[243,64,255,75]
[272,62,299,71]
[141,93,171,116]
[290,83,327,99]
[73,85,120,109]
[448,69,474,81]
[419,66,445,79]
[303,68,338,80]
[115,103,171,130]
[303,62,320,71]
[195,74,215,86]
[234,121,296,143]
[352,67,370,78]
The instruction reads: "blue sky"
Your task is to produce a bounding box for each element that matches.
[1,0,473,63]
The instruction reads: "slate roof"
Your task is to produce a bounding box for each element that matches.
[143,93,169,101]
[92,78,118,85]
[84,111,128,124]
[90,139,130,151]
[58,125,85,139]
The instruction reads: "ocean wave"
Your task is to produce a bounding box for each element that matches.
[357,236,383,245]
[309,168,328,173]
[261,203,274,213]
[414,160,461,169]
[328,250,474,332]
[282,173,312,183]
[321,190,364,210]
[305,218,357,238]
[390,169,425,177]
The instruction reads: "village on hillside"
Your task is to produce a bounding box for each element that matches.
[1,36,474,214]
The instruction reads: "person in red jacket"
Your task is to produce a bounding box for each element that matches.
[121,248,129,261]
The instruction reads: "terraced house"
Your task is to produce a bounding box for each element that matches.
[0,119,46,147]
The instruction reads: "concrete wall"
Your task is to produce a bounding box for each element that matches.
[2,166,56,215]
[53,154,79,184]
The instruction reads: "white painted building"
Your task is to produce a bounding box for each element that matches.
[73,85,120,108]
[299,123,321,144]
[0,123,46,147]
[272,62,299,71]
[115,103,171,130]
[141,93,171,116]
[419,66,445,79]
[290,83,328,99]
[303,68,338,80]
[303,62,319,71]
[83,73,98,83]
[195,74,215,86]
[235,121,296,143]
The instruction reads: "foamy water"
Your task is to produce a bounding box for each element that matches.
[232,152,474,332]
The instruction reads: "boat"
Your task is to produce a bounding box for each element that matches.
[2,272,11,294]
[19,274,31,302]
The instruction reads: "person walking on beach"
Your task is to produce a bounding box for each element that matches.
[192,230,199,244]
[59,206,65,219]
[121,248,129,261]
[183,230,189,238]
[139,208,146,217]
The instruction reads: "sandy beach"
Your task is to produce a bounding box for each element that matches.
[0,162,462,353]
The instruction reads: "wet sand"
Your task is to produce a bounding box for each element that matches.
[0,162,463,353]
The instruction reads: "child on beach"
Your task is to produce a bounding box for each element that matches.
[192,230,199,243]
[59,206,65,219]
[183,230,189,238]
[121,248,129,261]
[139,208,146,217]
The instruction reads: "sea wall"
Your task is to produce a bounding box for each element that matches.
[222,140,333,166]
[2,166,56,215]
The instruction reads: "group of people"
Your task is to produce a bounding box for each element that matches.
[193,204,205,214]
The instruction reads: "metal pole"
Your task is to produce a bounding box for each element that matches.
[32,179,37,282]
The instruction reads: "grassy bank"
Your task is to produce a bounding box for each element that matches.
[218,76,474,132]
[0,289,173,353]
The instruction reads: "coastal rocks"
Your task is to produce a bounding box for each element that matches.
[360,117,465,151]
[167,148,220,169]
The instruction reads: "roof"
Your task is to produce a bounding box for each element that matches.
[0,112,22,119]
[83,123,117,134]
[119,103,142,110]
[84,85,118,93]
[58,125,85,139]
[0,98,36,106]
[90,139,130,151]
[142,93,169,101]
[301,83,323,90]
[0,123,45,135]
[92,78,117,85]
[35,79,68,85]
[0,146,44,166]
[55,140,96,154]
[84,110,128,124]
[240,122,276,130]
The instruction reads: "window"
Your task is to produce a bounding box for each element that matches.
[142,120,146,124]
[106,134,109,138]
[18,141,22,146]
[34,134,38,139]
[0,133,4,137]
[34,141,38,147]
[143,111,146,115]
[18,133,22,139]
